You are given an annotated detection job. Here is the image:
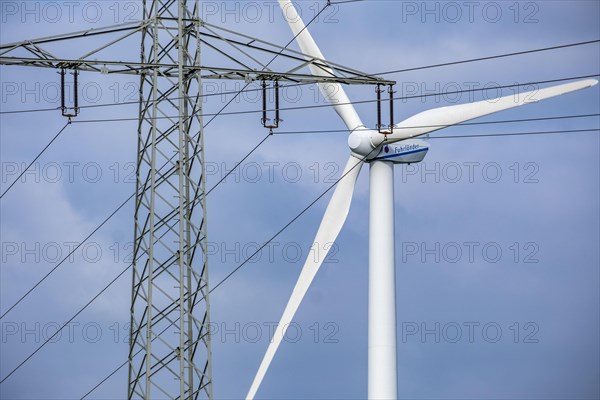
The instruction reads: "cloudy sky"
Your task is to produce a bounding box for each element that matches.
[1,1,599,399]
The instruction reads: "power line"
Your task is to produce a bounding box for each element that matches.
[0,82,265,323]
[267,2,332,68]
[204,127,600,293]
[80,358,128,399]
[0,0,326,328]
[0,99,271,321]
[208,151,374,295]
[0,193,134,320]
[0,212,179,385]
[65,74,600,124]
[134,128,600,303]
[270,113,600,135]
[0,262,131,385]
[83,124,600,395]
[2,111,596,321]
[1,39,598,116]
[206,133,271,196]
[79,142,379,400]
[0,0,330,119]
[80,8,348,394]
[2,108,597,324]
[0,2,333,387]
[0,16,597,393]
[0,121,70,199]
[6,118,597,385]
[428,127,600,139]
[265,74,600,116]
[12,37,600,400]
[0,82,310,116]
[13,121,594,395]
[375,40,600,76]
[78,123,600,394]
[330,0,367,4]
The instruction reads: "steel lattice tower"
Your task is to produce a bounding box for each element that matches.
[128,1,211,398]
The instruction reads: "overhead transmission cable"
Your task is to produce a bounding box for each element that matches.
[1,20,598,390]
[0,265,132,385]
[330,0,367,4]
[429,127,600,139]
[376,39,600,75]
[25,33,600,400]
[0,101,270,322]
[79,134,380,399]
[73,122,600,397]
[5,109,596,326]
[2,74,598,346]
[66,74,600,124]
[2,111,598,321]
[269,113,600,135]
[79,121,600,396]
[4,31,592,328]
[0,208,186,386]
[0,193,134,320]
[0,0,329,322]
[0,0,334,385]
[0,39,598,116]
[17,112,600,398]
[0,121,70,199]
[0,135,264,382]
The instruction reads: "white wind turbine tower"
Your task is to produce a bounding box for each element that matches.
[247,1,598,399]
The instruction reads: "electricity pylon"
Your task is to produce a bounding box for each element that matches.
[0,1,393,398]
[128,1,211,398]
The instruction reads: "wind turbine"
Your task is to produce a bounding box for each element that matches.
[246,1,598,399]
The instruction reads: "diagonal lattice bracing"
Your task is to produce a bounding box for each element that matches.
[128,1,211,399]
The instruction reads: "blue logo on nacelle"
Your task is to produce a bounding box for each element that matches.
[370,139,430,164]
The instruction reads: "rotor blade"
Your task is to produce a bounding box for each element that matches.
[246,155,363,400]
[278,0,364,132]
[386,79,598,142]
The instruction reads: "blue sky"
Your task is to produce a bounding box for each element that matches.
[1,1,599,399]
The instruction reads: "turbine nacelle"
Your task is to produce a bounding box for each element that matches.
[348,129,430,163]
[368,140,430,164]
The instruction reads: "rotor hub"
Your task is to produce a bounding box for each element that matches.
[348,128,386,157]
